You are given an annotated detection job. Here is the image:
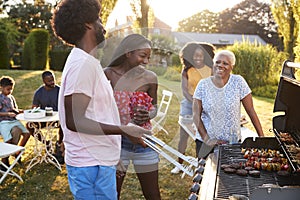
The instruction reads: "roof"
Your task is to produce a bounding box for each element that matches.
[172,32,267,47]
[153,18,172,30]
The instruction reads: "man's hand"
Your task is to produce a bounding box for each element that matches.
[121,123,151,147]
[116,160,126,178]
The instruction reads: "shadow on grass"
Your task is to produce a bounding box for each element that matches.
[0,162,73,200]
[0,137,72,200]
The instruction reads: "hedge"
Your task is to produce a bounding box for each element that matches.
[22,28,49,70]
[49,49,71,71]
[0,30,10,69]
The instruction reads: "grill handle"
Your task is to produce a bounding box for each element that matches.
[282,60,300,79]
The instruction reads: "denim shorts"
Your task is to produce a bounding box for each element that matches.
[121,137,159,166]
[121,148,159,166]
[66,165,117,200]
[0,120,29,142]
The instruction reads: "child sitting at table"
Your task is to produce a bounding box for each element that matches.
[0,76,30,170]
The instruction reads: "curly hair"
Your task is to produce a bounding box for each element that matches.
[179,42,215,71]
[108,34,152,67]
[0,76,15,87]
[51,0,101,46]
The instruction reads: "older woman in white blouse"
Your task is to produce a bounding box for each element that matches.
[193,50,264,147]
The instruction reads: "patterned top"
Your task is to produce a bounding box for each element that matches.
[114,91,154,130]
[193,74,251,141]
[0,93,18,122]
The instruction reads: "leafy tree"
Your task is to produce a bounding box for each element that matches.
[5,1,54,60]
[0,18,20,57]
[130,0,150,37]
[4,0,118,50]
[8,2,52,36]
[176,0,280,49]
[0,0,8,13]
[101,0,118,25]
[219,0,280,49]
[177,10,219,33]
[292,1,300,61]
[150,34,178,67]
[271,0,298,60]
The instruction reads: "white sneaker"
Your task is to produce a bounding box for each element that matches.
[171,166,181,174]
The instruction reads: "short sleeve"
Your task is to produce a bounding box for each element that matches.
[193,79,206,100]
[64,57,99,98]
[237,75,251,100]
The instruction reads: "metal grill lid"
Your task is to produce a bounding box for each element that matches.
[273,60,300,133]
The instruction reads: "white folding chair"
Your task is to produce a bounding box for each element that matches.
[0,142,25,184]
[151,90,173,134]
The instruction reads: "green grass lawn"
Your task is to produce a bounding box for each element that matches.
[0,69,275,199]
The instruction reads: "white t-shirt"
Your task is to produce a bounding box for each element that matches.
[193,74,251,142]
[58,48,121,167]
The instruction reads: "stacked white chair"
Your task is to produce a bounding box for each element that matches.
[151,89,173,135]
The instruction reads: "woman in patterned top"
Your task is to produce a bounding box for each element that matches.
[104,34,160,200]
[193,50,264,147]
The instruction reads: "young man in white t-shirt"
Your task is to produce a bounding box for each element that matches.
[51,0,151,199]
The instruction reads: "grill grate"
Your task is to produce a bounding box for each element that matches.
[273,129,300,172]
[214,144,300,199]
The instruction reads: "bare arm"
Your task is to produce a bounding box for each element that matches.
[242,94,264,137]
[132,71,158,125]
[182,70,193,102]
[0,112,16,118]
[64,93,151,138]
[192,98,209,142]
[147,75,158,119]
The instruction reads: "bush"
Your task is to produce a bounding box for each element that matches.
[252,85,278,99]
[171,53,181,66]
[0,30,10,69]
[227,40,288,99]
[12,48,22,66]
[22,39,31,69]
[146,66,167,76]
[22,28,49,70]
[49,49,71,71]
[163,67,181,81]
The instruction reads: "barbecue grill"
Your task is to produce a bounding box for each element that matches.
[196,61,300,200]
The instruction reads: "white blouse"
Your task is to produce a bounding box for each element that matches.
[193,74,251,142]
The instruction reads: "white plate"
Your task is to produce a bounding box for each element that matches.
[24,109,46,119]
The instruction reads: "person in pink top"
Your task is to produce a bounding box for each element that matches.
[51,0,151,199]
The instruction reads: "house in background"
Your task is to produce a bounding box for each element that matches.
[107,16,134,38]
[107,16,172,38]
[107,16,266,48]
[172,32,267,48]
[107,17,267,67]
